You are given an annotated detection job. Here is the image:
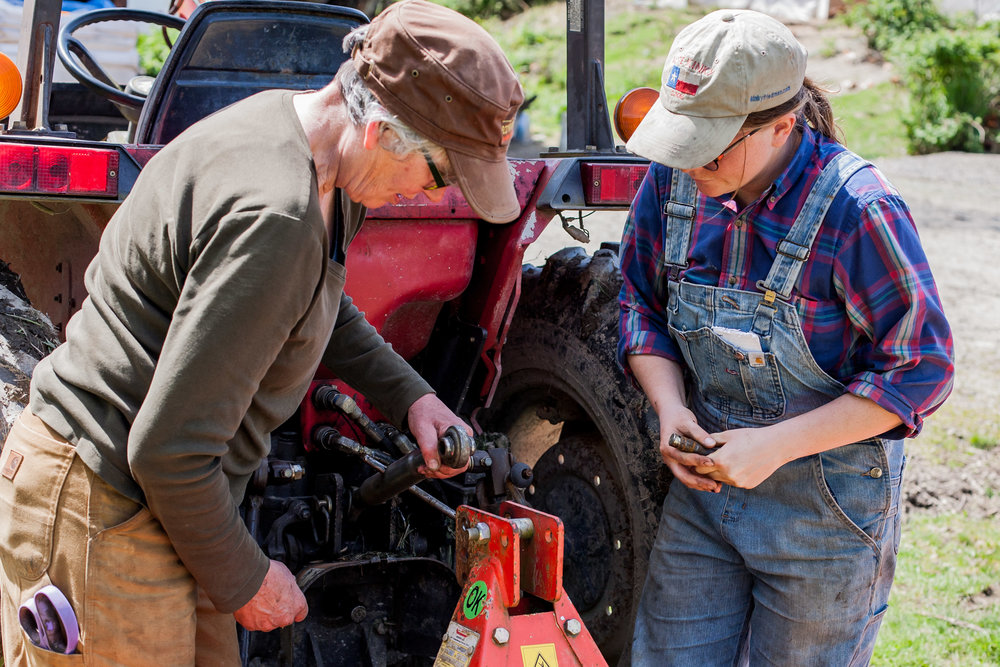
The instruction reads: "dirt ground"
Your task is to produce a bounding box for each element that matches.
[876,152,1000,520]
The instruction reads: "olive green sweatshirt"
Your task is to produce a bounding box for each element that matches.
[30,90,433,613]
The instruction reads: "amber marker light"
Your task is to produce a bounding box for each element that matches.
[0,52,22,120]
[613,87,659,144]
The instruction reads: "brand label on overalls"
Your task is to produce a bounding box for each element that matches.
[2,450,23,480]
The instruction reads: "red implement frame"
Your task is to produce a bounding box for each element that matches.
[435,502,607,667]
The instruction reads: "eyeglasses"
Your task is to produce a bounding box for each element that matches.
[421,150,450,190]
[702,127,763,171]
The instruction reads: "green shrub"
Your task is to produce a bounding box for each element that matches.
[845,0,948,53]
[137,27,178,77]
[893,27,1000,153]
[438,0,549,21]
[845,0,1000,154]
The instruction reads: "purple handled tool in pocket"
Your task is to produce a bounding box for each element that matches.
[18,584,80,654]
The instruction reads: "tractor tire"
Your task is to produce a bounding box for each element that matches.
[480,246,669,665]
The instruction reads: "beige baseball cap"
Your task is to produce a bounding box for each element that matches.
[353,0,524,223]
[627,9,807,170]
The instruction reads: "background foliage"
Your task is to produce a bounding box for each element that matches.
[473,0,1000,158]
[137,27,178,76]
[844,0,949,52]
[135,0,999,157]
[483,3,912,159]
[845,0,1000,154]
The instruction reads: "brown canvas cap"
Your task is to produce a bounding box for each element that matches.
[353,0,525,223]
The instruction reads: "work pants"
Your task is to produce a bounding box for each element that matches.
[632,438,904,666]
[0,410,240,665]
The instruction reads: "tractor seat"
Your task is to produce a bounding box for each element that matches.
[133,0,368,146]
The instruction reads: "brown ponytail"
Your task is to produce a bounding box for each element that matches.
[744,77,842,142]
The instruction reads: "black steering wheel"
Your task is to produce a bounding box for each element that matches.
[57,8,186,115]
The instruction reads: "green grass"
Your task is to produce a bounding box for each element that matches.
[914,402,1000,464]
[483,4,702,147]
[873,514,1000,665]
[830,81,910,159]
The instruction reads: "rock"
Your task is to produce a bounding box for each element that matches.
[0,262,58,442]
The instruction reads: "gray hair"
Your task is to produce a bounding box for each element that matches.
[338,25,452,176]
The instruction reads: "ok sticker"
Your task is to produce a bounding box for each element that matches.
[463,580,488,620]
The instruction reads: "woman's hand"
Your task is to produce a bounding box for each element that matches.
[695,395,905,489]
[658,405,722,493]
[693,427,785,489]
[627,354,723,493]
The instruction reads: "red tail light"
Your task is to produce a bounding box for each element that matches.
[582,162,648,206]
[0,144,119,197]
[0,145,34,191]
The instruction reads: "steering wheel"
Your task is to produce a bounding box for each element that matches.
[57,8,186,117]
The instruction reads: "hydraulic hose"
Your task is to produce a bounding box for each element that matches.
[312,384,416,455]
[311,424,468,518]
[358,425,472,507]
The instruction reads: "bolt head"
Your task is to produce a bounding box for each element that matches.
[492,627,510,645]
[350,606,367,623]
[465,522,491,543]
[565,618,582,636]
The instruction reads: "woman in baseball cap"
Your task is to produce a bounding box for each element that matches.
[618,9,954,664]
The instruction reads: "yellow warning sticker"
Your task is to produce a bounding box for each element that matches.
[520,643,559,667]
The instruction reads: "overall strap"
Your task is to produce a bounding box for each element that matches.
[755,150,869,304]
[663,168,698,280]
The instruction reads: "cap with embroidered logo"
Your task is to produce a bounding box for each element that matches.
[353,0,524,223]
[626,9,807,170]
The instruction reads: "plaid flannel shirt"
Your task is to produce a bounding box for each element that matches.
[618,126,954,436]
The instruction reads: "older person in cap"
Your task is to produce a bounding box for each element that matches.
[618,9,953,665]
[0,0,522,663]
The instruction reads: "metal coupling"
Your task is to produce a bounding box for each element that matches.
[269,460,305,482]
[509,517,534,540]
[465,522,491,544]
[667,432,715,456]
[438,424,474,469]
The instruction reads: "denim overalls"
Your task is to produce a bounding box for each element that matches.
[631,152,906,666]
